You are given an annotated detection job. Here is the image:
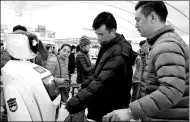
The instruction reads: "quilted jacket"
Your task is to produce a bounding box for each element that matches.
[129,25,189,121]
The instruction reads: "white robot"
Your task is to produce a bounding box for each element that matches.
[1,32,61,121]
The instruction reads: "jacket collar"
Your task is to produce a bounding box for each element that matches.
[101,33,124,51]
[79,48,89,54]
[147,25,174,45]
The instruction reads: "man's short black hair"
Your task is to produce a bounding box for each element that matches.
[92,11,117,31]
[13,25,27,32]
[135,1,168,22]
[139,40,147,46]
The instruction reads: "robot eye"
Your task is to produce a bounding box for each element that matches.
[32,39,38,46]
[28,36,38,54]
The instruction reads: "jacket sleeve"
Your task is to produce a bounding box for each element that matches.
[81,75,94,89]
[129,42,186,120]
[77,54,94,73]
[66,55,125,114]
[45,56,57,76]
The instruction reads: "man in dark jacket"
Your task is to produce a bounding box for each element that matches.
[65,12,135,121]
[103,1,189,121]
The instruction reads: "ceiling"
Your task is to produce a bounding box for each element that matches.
[1,1,189,41]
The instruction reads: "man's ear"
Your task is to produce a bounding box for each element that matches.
[112,28,116,33]
[150,12,157,23]
[110,28,116,35]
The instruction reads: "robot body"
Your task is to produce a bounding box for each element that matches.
[1,33,61,121]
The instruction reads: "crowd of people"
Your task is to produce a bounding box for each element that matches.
[0,1,189,122]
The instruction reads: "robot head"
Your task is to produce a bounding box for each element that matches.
[5,31,39,60]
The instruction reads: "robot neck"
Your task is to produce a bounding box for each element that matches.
[20,59,30,62]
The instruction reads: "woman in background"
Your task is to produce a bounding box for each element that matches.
[46,44,71,102]
[76,36,95,89]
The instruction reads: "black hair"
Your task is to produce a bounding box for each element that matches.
[139,40,147,46]
[60,44,71,50]
[71,45,76,51]
[135,1,168,22]
[76,45,80,52]
[92,11,117,31]
[45,45,52,51]
[13,25,27,32]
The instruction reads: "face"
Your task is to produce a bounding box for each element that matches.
[84,44,90,52]
[72,48,76,53]
[59,46,71,59]
[140,43,149,52]
[95,24,115,44]
[48,47,53,53]
[135,7,153,37]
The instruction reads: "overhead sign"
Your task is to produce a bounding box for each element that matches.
[38,25,46,32]
[38,25,46,37]
[1,24,8,30]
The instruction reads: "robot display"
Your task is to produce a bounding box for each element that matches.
[1,32,61,121]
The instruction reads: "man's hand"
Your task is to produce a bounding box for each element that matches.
[102,108,134,121]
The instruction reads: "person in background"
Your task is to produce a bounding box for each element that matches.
[68,45,76,80]
[45,44,71,103]
[102,1,189,121]
[0,42,8,121]
[131,40,149,102]
[132,40,147,81]
[75,36,95,89]
[52,46,55,54]
[45,45,56,60]
[32,39,48,67]
[65,37,95,122]
[75,45,80,56]
[76,45,80,53]
[13,24,27,32]
[65,12,136,121]
[0,42,11,76]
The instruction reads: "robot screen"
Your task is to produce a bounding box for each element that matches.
[42,75,60,101]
